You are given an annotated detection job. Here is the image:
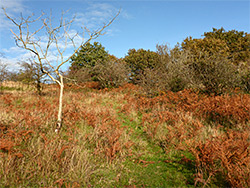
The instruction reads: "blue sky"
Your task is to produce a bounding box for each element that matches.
[0,0,249,70]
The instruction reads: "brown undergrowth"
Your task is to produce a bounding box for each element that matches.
[1,84,250,187]
[0,87,133,187]
[134,89,250,187]
[188,130,250,187]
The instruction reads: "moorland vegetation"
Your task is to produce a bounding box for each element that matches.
[1,27,250,187]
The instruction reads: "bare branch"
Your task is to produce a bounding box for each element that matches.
[56,9,120,71]
[3,7,119,132]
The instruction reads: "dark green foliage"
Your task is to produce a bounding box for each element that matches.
[70,42,109,71]
[68,42,110,83]
[124,48,160,83]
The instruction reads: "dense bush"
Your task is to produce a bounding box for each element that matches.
[189,54,241,95]
[239,65,250,93]
[67,58,130,89]
[93,59,130,88]
[203,28,250,64]
[66,28,250,95]
[180,28,250,94]
[124,48,160,83]
[182,27,250,65]
[67,66,93,84]
[137,44,194,96]
[134,41,243,96]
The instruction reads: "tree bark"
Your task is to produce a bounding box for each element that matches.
[55,75,64,133]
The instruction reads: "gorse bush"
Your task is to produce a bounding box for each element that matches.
[182,27,250,65]
[124,48,160,83]
[180,27,250,95]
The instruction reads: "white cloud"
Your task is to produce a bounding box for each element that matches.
[75,3,126,31]
[1,57,22,71]
[74,3,132,38]
[120,9,133,20]
[2,46,26,54]
[1,47,34,71]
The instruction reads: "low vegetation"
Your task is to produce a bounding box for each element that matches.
[1,83,250,187]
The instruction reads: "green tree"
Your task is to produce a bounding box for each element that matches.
[70,42,109,71]
[69,42,110,82]
[203,28,250,64]
[124,48,160,83]
[182,27,250,65]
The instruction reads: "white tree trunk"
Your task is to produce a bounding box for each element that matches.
[55,75,64,133]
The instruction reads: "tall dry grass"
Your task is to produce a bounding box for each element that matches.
[1,84,250,187]
[0,87,134,187]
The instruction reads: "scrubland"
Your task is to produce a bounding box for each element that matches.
[0,83,250,187]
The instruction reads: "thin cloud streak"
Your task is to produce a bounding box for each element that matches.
[75,3,130,36]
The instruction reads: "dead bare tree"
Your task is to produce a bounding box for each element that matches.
[3,8,119,132]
